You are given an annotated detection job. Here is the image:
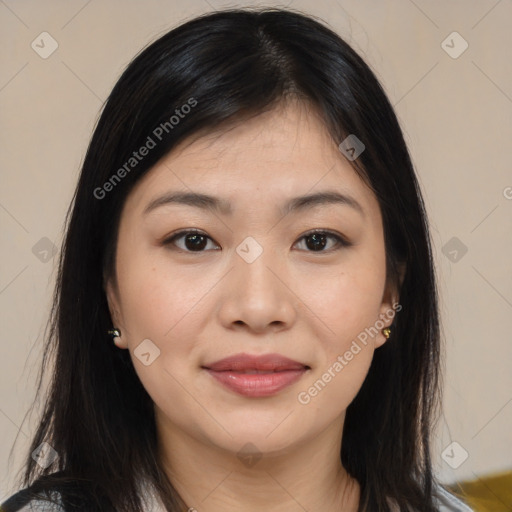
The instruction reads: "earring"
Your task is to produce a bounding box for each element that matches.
[107,328,122,346]
[382,327,391,339]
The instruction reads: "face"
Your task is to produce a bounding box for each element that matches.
[106,101,399,460]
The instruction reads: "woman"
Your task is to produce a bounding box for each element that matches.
[1,7,474,512]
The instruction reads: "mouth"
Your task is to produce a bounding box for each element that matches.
[202,353,310,398]
[219,369,299,374]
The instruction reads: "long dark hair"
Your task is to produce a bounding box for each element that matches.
[10,7,443,511]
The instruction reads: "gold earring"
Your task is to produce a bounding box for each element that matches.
[107,328,121,345]
[382,327,391,339]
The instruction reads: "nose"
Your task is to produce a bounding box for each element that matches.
[217,241,297,334]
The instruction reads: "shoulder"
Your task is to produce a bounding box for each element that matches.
[386,482,475,512]
[1,472,111,512]
[433,484,474,512]
[1,487,65,512]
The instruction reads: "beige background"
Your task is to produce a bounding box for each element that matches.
[1,0,511,500]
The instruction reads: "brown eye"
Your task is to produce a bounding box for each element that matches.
[163,230,219,252]
[294,230,351,252]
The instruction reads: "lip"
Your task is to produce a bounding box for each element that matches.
[202,353,310,398]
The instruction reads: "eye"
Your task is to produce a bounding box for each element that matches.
[163,229,219,252]
[162,228,351,253]
[294,229,351,252]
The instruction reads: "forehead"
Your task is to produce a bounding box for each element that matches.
[124,102,379,219]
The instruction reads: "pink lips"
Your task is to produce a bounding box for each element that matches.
[202,353,309,398]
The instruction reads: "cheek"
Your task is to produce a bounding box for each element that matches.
[115,254,210,420]
[298,345,374,420]
[296,268,381,413]
[116,243,212,342]
[299,258,386,349]
[293,254,385,410]
[113,243,215,398]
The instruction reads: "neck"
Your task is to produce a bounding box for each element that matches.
[157,414,360,512]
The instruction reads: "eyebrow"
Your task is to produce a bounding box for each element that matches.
[143,190,365,218]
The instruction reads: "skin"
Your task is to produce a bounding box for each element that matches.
[106,100,401,512]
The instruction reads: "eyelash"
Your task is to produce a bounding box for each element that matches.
[162,228,352,254]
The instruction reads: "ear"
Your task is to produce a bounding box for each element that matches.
[105,277,128,349]
[375,263,405,348]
